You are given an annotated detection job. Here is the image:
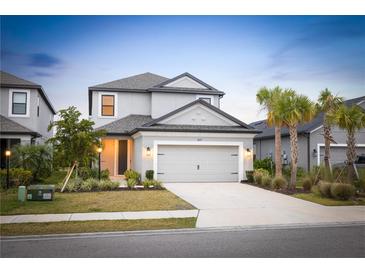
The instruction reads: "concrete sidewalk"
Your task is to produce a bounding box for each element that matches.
[0,209,199,224]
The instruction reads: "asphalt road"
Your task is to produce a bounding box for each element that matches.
[1,224,364,258]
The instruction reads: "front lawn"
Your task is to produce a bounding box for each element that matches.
[293,192,365,206]
[0,218,197,236]
[0,190,195,215]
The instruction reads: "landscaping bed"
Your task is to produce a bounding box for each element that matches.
[0,190,195,215]
[0,217,197,236]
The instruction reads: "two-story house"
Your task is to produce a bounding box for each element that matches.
[89,72,260,182]
[0,71,56,168]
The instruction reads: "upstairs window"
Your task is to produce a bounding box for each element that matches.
[101,95,115,116]
[12,92,27,115]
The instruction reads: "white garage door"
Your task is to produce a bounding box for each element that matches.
[157,145,239,182]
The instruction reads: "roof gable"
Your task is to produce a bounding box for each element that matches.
[143,99,254,129]
[159,104,240,126]
[152,72,217,90]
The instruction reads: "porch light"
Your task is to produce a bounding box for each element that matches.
[146,146,151,157]
[97,147,103,153]
[245,148,252,158]
[5,149,11,189]
[312,149,317,158]
[5,150,11,157]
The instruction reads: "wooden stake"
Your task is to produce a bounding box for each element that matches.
[61,163,76,193]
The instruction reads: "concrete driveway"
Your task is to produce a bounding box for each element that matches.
[164,183,365,228]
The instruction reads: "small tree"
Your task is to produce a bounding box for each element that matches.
[274,90,316,189]
[47,106,106,180]
[328,105,365,182]
[316,89,343,175]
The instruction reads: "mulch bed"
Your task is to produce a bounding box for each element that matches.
[243,182,310,195]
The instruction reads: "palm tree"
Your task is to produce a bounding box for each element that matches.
[256,86,284,176]
[275,90,316,189]
[328,105,365,182]
[316,89,343,172]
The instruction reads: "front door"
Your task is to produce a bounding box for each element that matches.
[118,140,128,175]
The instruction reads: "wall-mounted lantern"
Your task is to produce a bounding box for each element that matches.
[146,146,151,157]
[312,149,317,158]
[245,148,252,158]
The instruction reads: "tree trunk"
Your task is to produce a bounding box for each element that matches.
[346,131,356,183]
[289,125,298,189]
[323,122,331,170]
[274,126,282,177]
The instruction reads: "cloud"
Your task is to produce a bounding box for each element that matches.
[28,53,62,68]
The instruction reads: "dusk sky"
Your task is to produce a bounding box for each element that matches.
[1,16,364,122]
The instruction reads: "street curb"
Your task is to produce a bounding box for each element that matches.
[2,221,365,241]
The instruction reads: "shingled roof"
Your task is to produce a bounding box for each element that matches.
[0,115,41,137]
[95,115,153,135]
[0,71,56,114]
[89,72,169,91]
[250,96,365,140]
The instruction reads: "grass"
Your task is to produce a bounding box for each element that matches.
[0,218,197,236]
[0,190,195,215]
[293,192,365,206]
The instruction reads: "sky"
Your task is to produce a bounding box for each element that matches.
[1,16,364,123]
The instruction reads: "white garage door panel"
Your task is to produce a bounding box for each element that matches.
[157,145,238,182]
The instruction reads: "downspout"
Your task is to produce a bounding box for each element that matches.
[306,133,310,172]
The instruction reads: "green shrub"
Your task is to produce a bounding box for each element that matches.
[254,157,275,175]
[0,168,33,188]
[142,180,153,188]
[78,167,109,180]
[99,180,119,191]
[145,170,154,180]
[262,176,272,187]
[124,169,140,182]
[246,171,254,182]
[11,144,53,182]
[301,176,313,191]
[354,168,365,192]
[330,183,355,200]
[253,168,269,185]
[271,176,287,190]
[318,181,332,198]
[79,178,99,192]
[283,166,306,180]
[127,178,137,189]
[66,178,83,192]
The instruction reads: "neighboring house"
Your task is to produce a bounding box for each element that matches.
[250,96,365,171]
[0,71,56,168]
[89,72,259,182]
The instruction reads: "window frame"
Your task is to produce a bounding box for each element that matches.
[196,94,214,105]
[8,89,30,117]
[98,92,118,118]
[101,94,115,117]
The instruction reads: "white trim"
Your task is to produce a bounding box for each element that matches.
[153,140,244,182]
[196,94,214,105]
[165,76,207,89]
[132,131,257,139]
[356,100,365,106]
[98,92,118,118]
[8,89,30,118]
[316,143,365,166]
[310,125,323,134]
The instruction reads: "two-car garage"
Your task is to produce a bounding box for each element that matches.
[156,144,241,182]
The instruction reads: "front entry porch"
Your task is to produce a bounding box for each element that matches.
[100,137,133,177]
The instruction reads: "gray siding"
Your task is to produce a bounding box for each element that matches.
[90,91,151,128]
[254,134,309,171]
[0,87,54,143]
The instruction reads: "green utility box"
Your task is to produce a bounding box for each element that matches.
[18,186,26,202]
[27,185,55,201]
